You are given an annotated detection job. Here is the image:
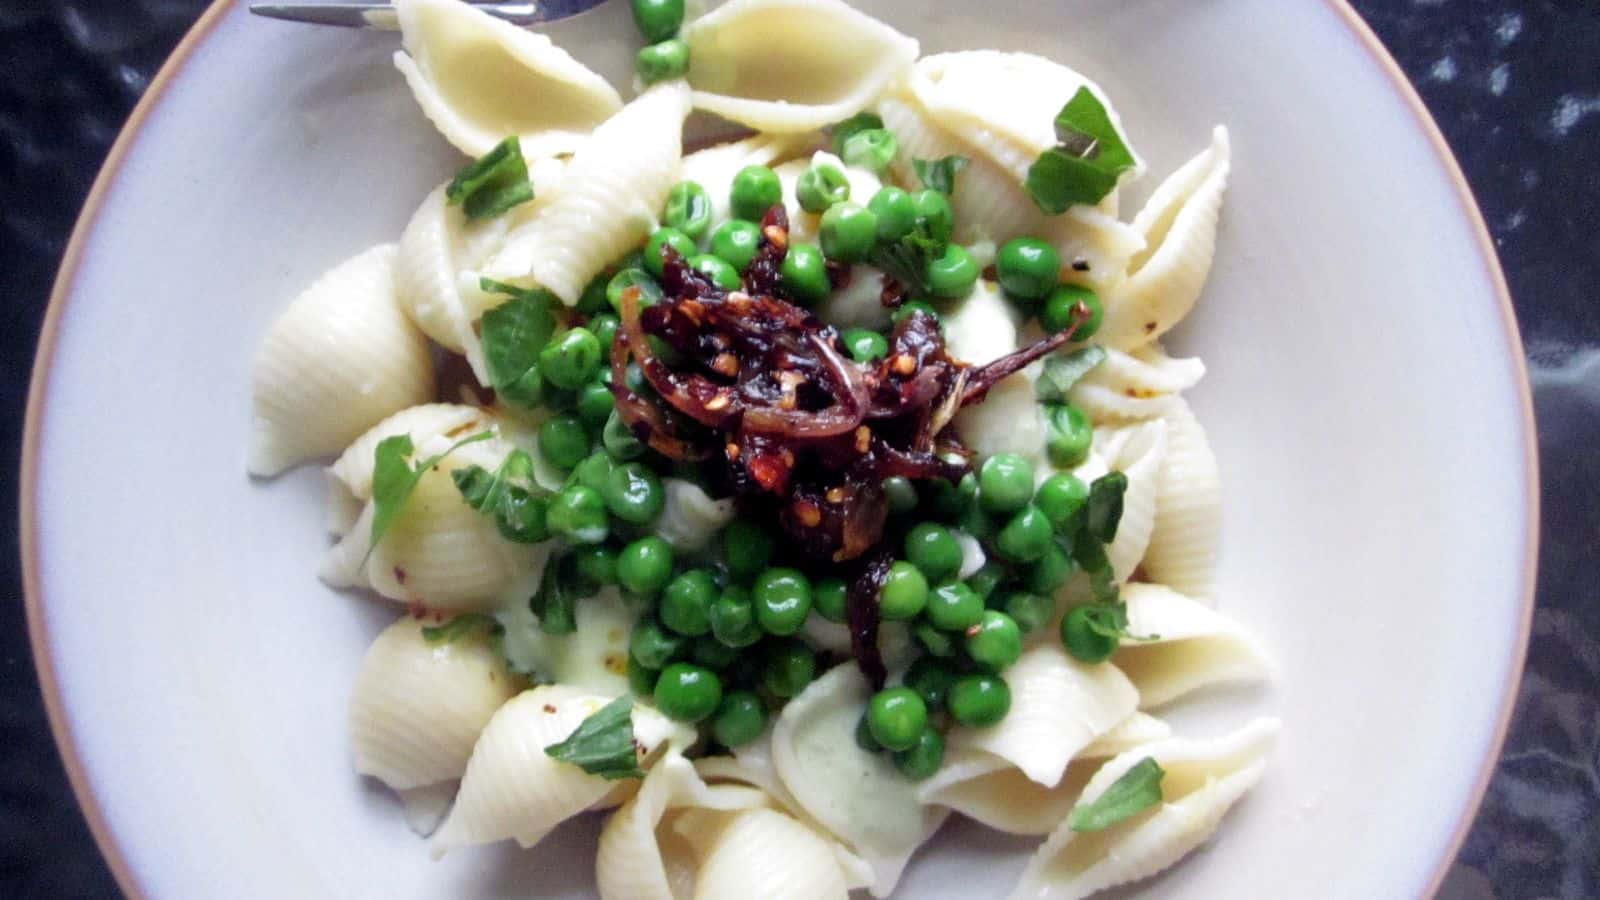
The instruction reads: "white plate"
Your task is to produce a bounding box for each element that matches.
[23,1,1536,897]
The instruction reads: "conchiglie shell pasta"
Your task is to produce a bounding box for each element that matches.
[392,0,620,158]
[1011,718,1280,900]
[682,0,918,133]
[248,244,434,476]
[1096,126,1231,351]
[348,614,520,791]
[1067,345,1205,426]
[1113,583,1270,708]
[693,808,852,900]
[596,755,715,900]
[484,83,692,304]
[329,403,495,500]
[1142,398,1223,600]
[1096,419,1168,583]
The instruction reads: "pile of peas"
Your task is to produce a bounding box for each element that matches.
[631,0,691,85]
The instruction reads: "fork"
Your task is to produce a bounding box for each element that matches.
[249,0,605,29]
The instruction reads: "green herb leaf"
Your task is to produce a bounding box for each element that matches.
[1026,87,1136,214]
[480,280,559,409]
[446,136,536,220]
[421,613,504,645]
[368,431,495,558]
[869,227,944,297]
[830,111,885,157]
[1086,471,1128,543]
[531,553,591,635]
[1069,757,1164,831]
[543,695,646,780]
[1035,346,1108,403]
[453,450,550,544]
[912,155,969,195]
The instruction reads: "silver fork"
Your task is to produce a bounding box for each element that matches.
[249,0,605,29]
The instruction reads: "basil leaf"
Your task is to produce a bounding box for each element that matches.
[446,136,535,220]
[453,450,551,544]
[1026,87,1136,214]
[1078,601,1128,639]
[531,553,587,635]
[368,431,495,558]
[1069,757,1164,832]
[1086,471,1128,543]
[1071,532,1118,603]
[543,695,646,780]
[1035,346,1108,403]
[830,111,885,157]
[912,155,969,195]
[480,280,558,409]
[421,613,504,645]
[869,227,944,296]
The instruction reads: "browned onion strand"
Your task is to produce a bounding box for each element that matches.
[847,550,894,691]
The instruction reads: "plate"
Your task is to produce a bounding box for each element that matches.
[23,0,1536,897]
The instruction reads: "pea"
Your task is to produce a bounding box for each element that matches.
[664,180,713,239]
[925,244,978,299]
[830,111,884,157]
[1034,473,1090,535]
[661,569,718,636]
[710,219,762,271]
[966,610,1023,670]
[928,472,977,521]
[532,414,586,472]
[840,128,898,173]
[618,536,675,595]
[842,327,889,363]
[630,0,684,42]
[730,165,782,221]
[781,242,830,305]
[753,567,812,635]
[996,237,1062,300]
[905,523,962,582]
[869,186,917,241]
[915,622,957,657]
[630,618,685,669]
[570,451,614,494]
[607,267,661,314]
[710,585,762,648]
[926,581,983,631]
[495,490,550,543]
[628,657,659,696]
[892,300,940,328]
[1061,605,1119,663]
[879,561,928,620]
[883,475,918,514]
[604,462,665,525]
[691,253,741,290]
[903,657,955,710]
[797,163,851,213]
[761,640,816,698]
[692,635,740,670]
[964,562,1006,604]
[855,713,883,752]
[721,519,773,579]
[573,544,619,586]
[1024,541,1076,595]
[814,577,849,623]
[1039,284,1103,338]
[499,363,545,410]
[540,327,603,391]
[645,227,696,277]
[548,484,608,544]
[654,662,723,722]
[995,505,1052,563]
[1044,404,1094,468]
[711,691,767,747]
[635,38,690,85]
[948,673,1011,728]
[603,410,646,461]
[893,728,945,781]
[577,273,610,315]
[978,453,1036,515]
[911,190,954,244]
[867,687,927,752]
[1003,591,1054,634]
[820,202,877,263]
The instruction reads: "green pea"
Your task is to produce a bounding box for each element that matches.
[997,237,1062,300]
[535,414,588,471]
[915,622,957,657]
[928,472,978,521]
[966,610,1023,670]
[883,475,919,514]
[661,569,717,636]
[630,0,684,42]
[495,489,550,543]
[760,640,816,698]
[730,165,782,221]
[780,242,830,305]
[797,163,850,213]
[840,128,898,173]
[911,190,954,244]
[548,484,608,544]
[573,544,619,586]
[814,577,849,623]
[654,662,723,722]
[925,244,978,299]
[831,111,884,158]
[978,453,1036,515]
[635,38,690,85]
[867,687,927,752]
[692,635,740,670]
[1003,591,1054,634]
[711,691,767,747]
[879,561,928,620]
[868,186,917,241]
[603,410,646,461]
[645,227,696,277]
[995,505,1052,563]
[947,673,1011,728]
[576,381,615,430]
[628,657,660,696]
[721,519,773,580]
[1061,604,1119,663]
[589,313,621,352]
[691,253,742,290]
[603,462,664,525]
[606,268,661,314]
[892,300,940,328]
[577,274,611,315]
[1044,404,1094,468]
[618,536,675,595]
[664,180,713,239]
[499,363,545,409]
[710,219,763,271]
[926,581,983,631]
[819,202,877,263]
[893,728,945,781]
[541,327,604,390]
[753,567,812,635]
[1034,473,1090,535]
[905,523,962,582]
[710,585,762,648]
[855,713,883,752]
[1024,541,1076,595]
[842,327,889,363]
[1039,284,1103,337]
[569,452,613,496]
[630,618,686,670]
[965,562,1006,604]
[903,657,955,710]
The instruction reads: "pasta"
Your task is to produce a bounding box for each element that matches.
[1067,345,1206,425]
[1142,398,1224,600]
[1113,582,1270,708]
[1096,420,1169,583]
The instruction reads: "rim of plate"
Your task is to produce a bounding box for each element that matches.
[21,3,1539,898]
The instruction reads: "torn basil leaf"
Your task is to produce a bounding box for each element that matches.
[1026,87,1136,214]
[421,613,504,645]
[1069,757,1165,832]
[453,449,551,544]
[531,552,590,635]
[446,136,535,220]
[543,695,646,780]
[367,431,495,559]
[480,280,558,410]
[912,155,969,195]
[1035,346,1108,403]
[1086,471,1128,543]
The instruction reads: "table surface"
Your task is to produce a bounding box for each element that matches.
[2,1,1595,897]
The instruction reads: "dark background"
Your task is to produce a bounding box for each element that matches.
[2,1,1596,897]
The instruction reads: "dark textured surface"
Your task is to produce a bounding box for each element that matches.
[1,1,1596,898]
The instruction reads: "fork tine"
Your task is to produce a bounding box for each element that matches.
[249,3,552,29]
